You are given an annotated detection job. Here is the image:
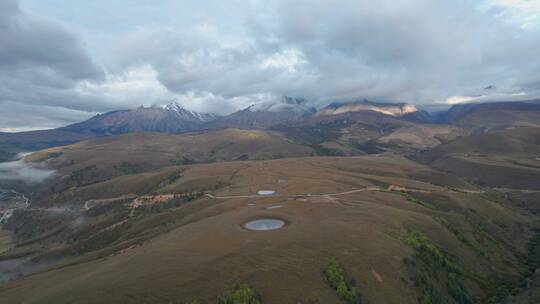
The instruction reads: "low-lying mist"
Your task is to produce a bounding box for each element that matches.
[0,154,55,183]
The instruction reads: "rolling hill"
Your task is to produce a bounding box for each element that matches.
[417,127,540,189]
[438,100,540,131]
[24,128,314,195]
[0,155,537,303]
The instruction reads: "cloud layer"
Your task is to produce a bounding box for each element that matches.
[0,0,104,130]
[1,0,540,130]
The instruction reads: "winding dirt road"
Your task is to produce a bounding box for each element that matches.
[80,184,488,212]
[204,185,462,200]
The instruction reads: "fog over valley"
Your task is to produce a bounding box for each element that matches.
[0,155,55,183]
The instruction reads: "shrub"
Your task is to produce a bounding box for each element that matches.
[404,231,458,273]
[404,231,475,303]
[324,258,361,304]
[218,284,261,304]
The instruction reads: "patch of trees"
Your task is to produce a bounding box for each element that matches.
[404,231,473,304]
[218,284,262,304]
[324,258,361,304]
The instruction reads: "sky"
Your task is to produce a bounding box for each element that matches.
[1,0,540,131]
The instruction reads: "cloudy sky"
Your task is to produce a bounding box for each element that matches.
[1,0,540,131]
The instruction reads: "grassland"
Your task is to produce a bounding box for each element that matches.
[0,153,537,303]
[22,128,314,197]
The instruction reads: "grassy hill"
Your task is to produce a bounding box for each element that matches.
[0,129,98,161]
[1,155,538,303]
[417,127,540,189]
[23,129,314,198]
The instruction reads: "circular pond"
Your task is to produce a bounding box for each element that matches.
[243,218,286,231]
[257,190,276,195]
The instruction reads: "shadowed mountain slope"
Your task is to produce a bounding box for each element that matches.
[0,102,216,161]
[418,127,540,189]
[206,96,316,129]
[439,100,540,131]
[63,103,217,135]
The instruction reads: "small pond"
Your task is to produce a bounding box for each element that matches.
[257,190,276,195]
[243,218,286,231]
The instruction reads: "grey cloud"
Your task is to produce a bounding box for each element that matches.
[0,0,104,116]
[292,1,530,103]
[268,0,540,104]
[0,0,103,80]
[3,0,540,130]
[107,0,540,111]
[109,28,316,106]
[0,101,95,132]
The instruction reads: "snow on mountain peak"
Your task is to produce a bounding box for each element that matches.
[316,100,418,117]
[161,101,217,122]
[246,96,314,113]
[163,101,186,112]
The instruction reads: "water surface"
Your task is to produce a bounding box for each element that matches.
[257,190,275,195]
[244,218,285,231]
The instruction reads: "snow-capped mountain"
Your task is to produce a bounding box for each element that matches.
[246,96,314,113]
[162,101,217,123]
[315,100,419,117]
[62,102,218,135]
[207,96,316,129]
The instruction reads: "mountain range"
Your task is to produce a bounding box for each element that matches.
[1,98,540,161]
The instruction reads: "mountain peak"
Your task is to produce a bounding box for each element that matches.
[161,101,194,114]
[160,101,217,122]
[316,100,418,117]
[246,96,314,113]
[162,101,186,112]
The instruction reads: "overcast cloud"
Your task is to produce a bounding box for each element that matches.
[1,0,540,131]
